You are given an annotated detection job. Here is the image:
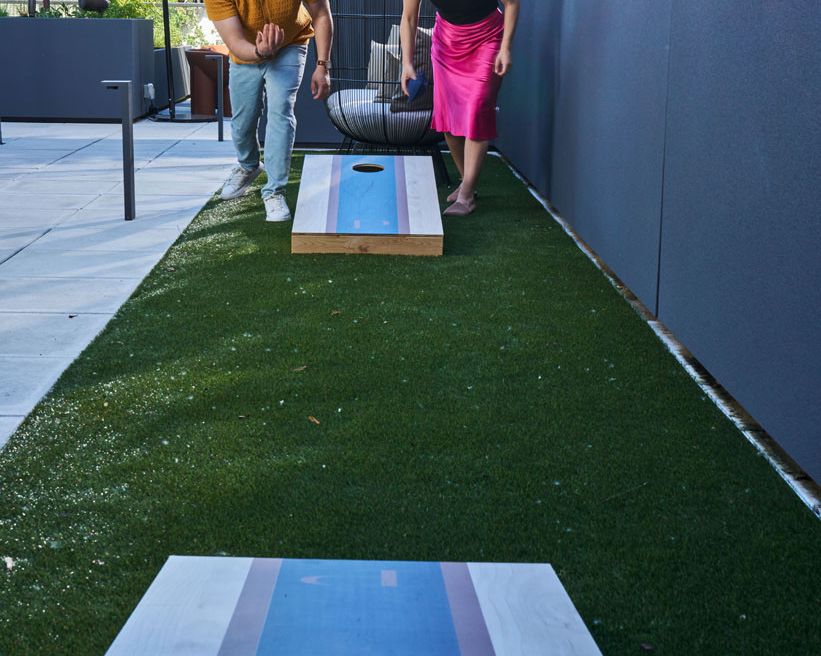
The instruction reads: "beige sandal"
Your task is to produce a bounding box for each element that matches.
[446,184,478,204]
[443,199,477,217]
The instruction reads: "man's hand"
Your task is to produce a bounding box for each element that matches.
[256,23,285,58]
[494,47,512,77]
[400,63,417,97]
[311,66,331,100]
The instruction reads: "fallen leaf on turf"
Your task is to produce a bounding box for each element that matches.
[238,415,249,420]
[330,309,342,316]
[308,416,321,425]
[292,365,308,372]
[166,266,176,272]
[640,644,656,653]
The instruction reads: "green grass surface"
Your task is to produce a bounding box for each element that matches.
[0,155,819,655]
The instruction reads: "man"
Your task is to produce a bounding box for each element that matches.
[204,0,333,221]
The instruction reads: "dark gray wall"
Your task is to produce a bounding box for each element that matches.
[294,39,344,145]
[658,2,821,481]
[0,18,154,120]
[496,1,561,201]
[495,1,821,482]
[538,1,671,314]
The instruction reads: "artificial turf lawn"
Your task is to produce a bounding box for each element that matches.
[0,153,819,655]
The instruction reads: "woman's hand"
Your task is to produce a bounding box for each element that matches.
[256,23,285,58]
[494,47,512,77]
[401,63,417,97]
[311,66,331,100]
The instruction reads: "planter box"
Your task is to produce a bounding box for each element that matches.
[0,17,154,121]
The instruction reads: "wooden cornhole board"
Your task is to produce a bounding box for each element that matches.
[106,556,602,655]
[292,155,444,256]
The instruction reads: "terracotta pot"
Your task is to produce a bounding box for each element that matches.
[185,45,232,118]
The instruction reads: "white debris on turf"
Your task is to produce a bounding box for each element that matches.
[3,556,14,572]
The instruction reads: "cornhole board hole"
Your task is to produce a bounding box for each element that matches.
[106,556,603,655]
[292,155,444,256]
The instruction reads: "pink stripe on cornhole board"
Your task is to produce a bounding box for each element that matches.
[440,561,496,655]
[394,156,410,235]
[325,155,342,233]
[218,558,283,656]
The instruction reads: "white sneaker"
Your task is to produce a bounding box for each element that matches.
[220,164,263,200]
[264,194,292,222]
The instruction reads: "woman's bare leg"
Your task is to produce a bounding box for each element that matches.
[458,138,489,203]
[444,133,466,179]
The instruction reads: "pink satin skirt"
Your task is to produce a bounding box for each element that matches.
[430,9,505,141]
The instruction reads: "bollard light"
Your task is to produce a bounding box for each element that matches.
[101,80,136,221]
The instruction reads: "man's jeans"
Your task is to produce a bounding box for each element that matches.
[229,45,307,199]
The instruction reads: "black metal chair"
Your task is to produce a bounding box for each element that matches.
[325,0,449,183]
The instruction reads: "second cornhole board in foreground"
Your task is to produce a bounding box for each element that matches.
[106,556,603,655]
[292,155,443,256]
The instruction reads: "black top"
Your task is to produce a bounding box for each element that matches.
[430,0,499,25]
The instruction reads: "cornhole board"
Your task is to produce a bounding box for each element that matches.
[292,155,444,256]
[106,556,602,655]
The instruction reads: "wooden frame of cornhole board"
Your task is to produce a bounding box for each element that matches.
[292,155,444,256]
[106,556,602,655]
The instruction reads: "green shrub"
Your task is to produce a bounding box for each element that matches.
[96,0,206,48]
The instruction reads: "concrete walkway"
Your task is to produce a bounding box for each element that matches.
[0,119,237,447]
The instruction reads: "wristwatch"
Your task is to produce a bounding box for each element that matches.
[316,59,330,69]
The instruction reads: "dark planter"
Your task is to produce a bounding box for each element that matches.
[0,17,154,121]
[152,46,191,111]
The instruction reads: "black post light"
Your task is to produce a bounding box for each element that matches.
[101,80,137,221]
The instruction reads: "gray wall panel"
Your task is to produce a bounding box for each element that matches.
[295,40,343,145]
[549,0,672,314]
[659,1,821,480]
[495,1,562,198]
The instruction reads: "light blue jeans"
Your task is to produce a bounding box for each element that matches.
[229,44,307,198]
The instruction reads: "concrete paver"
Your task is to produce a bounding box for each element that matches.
[33,220,184,253]
[0,355,76,416]
[0,207,77,229]
[2,192,99,211]
[0,277,143,313]
[0,417,24,450]
[3,177,121,196]
[0,249,160,280]
[0,228,49,256]
[57,207,196,230]
[0,312,113,358]
[0,119,237,447]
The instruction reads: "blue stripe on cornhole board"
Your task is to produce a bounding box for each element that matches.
[336,156,401,235]
[255,559,462,656]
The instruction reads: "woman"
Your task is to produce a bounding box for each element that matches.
[401,0,520,216]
